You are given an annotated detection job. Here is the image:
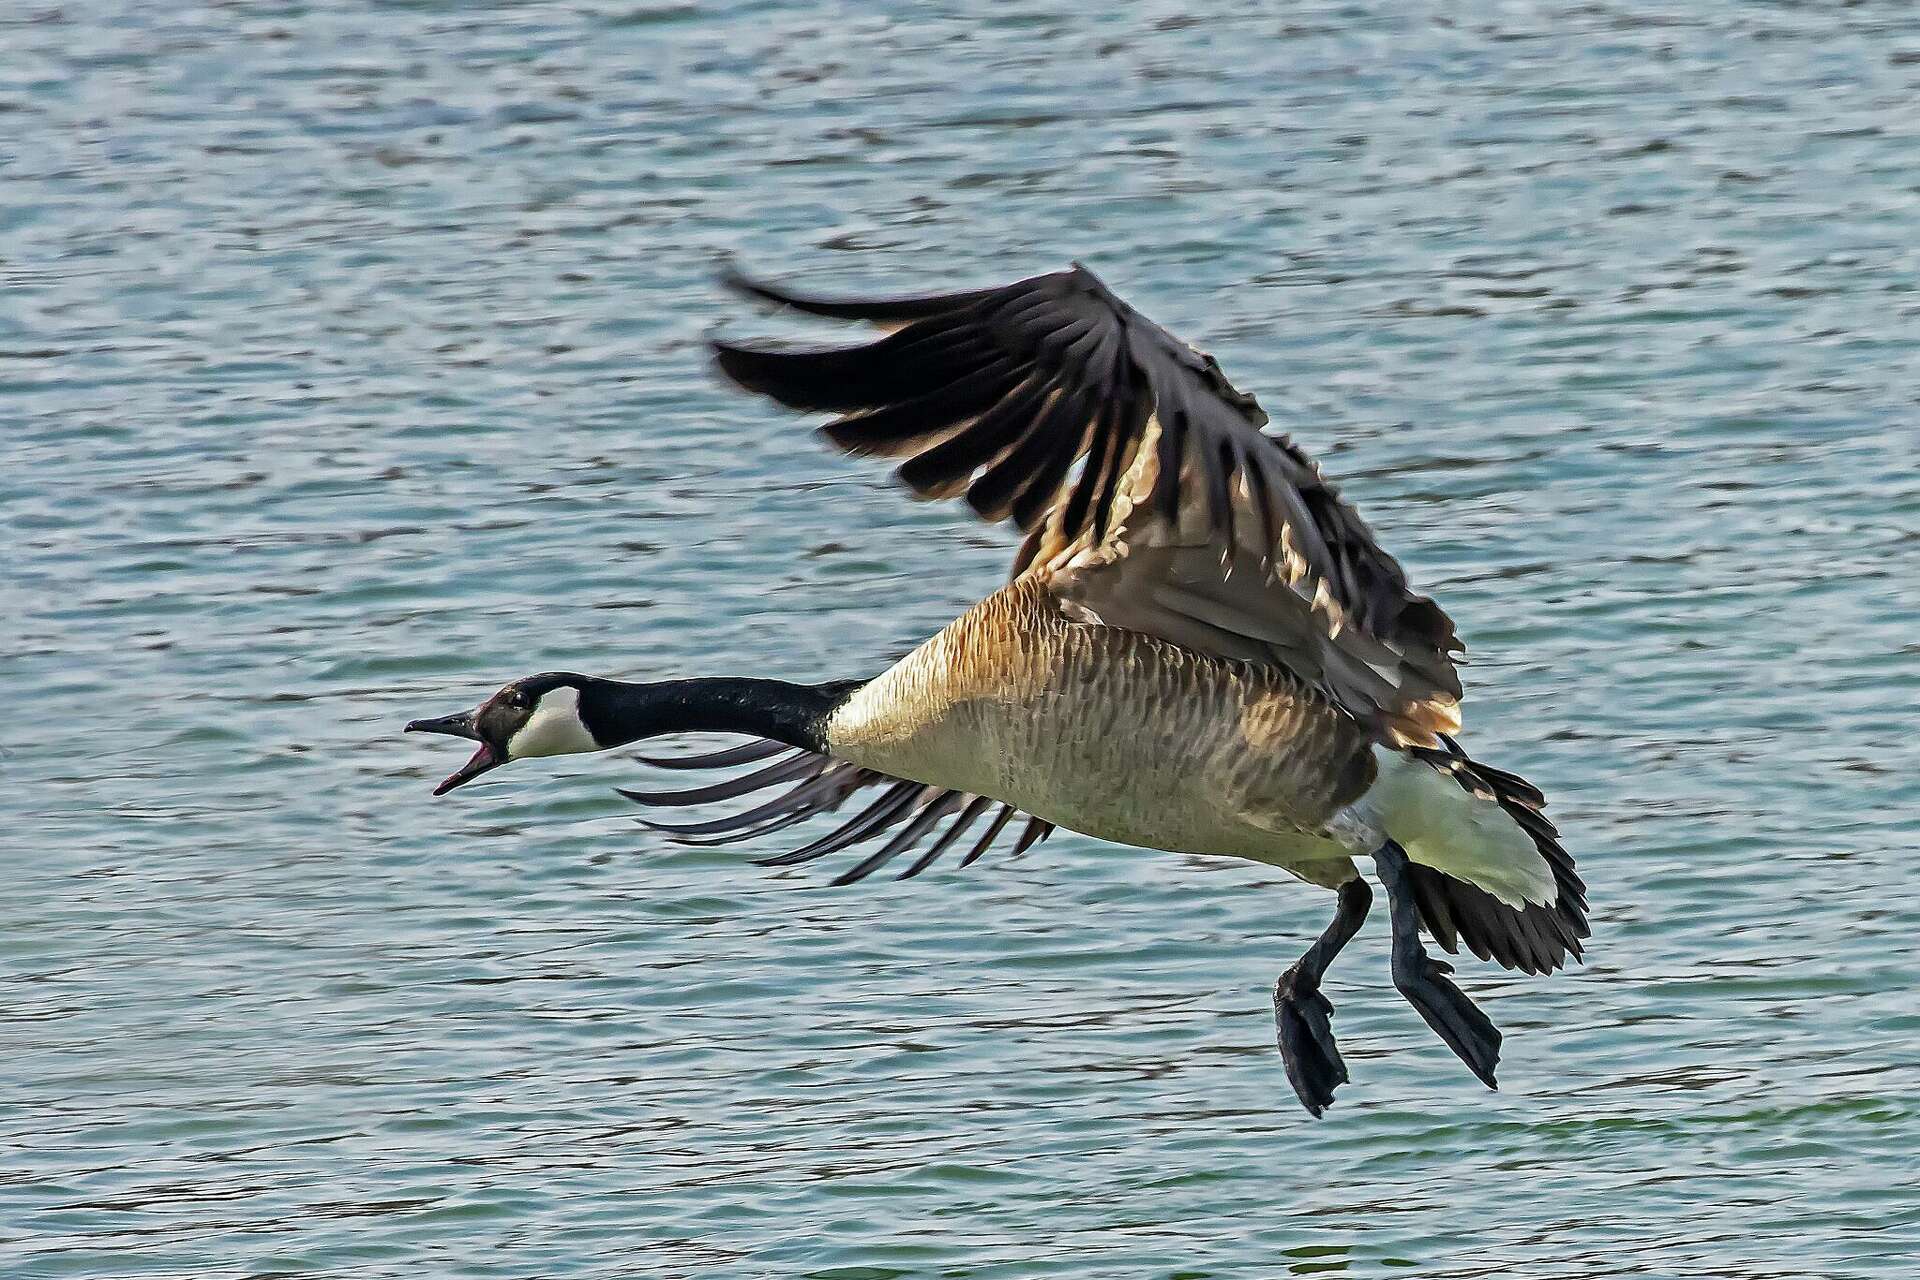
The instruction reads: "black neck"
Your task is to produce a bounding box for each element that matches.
[577,676,862,753]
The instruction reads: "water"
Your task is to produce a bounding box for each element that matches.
[5,2,1918,1275]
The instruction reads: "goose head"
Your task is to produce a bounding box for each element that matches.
[406,672,600,794]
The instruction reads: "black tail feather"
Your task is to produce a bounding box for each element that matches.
[1403,738,1589,976]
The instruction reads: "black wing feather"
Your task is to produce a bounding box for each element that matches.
[715,263,1466,747]
[895,376,1051,497]
[716,265,1194,556]
[620,741,1052,882]
[637,739,786,770]
[720,266,1002,324]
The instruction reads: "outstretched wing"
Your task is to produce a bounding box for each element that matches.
[620,739,1052,886]
[715,265,1463,747]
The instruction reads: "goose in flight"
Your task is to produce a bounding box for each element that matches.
[407,264,1588,1115]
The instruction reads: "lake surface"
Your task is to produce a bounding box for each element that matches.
[5,2,1919,1276]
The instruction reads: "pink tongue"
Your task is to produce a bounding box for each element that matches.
[434,743,495,796]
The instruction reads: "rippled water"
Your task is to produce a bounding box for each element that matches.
[6,2,1919,1276]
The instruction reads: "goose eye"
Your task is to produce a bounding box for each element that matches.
[505,690,530,710]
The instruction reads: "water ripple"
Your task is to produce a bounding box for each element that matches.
[5,1,1919,1276]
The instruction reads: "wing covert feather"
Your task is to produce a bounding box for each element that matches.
[715,265,1463,745]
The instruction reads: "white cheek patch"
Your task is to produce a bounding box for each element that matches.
[507,686,599,759]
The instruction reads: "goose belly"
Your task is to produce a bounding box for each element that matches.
[824,606,1376,873]
[945,692,1360,865]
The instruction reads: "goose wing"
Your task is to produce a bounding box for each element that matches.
[618,741,1051,885]
[715,265,1463,747]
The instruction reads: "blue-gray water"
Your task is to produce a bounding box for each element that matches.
[5,3,1919,1276]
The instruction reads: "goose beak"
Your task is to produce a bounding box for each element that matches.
[405,710,501,795]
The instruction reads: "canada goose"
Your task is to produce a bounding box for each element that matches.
[407,264,1588,1115]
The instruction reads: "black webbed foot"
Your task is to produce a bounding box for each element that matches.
[1272,876,1371,1116]
[1274,964,1349,1116]
[1374,839,1503,1089]
[1392,948,1501,1088]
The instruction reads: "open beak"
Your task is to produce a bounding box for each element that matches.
[405,710,501,796]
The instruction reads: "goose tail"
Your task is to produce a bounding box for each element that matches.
[1369,736,1589,976]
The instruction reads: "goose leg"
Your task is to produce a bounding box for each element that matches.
[1273,875,1371,1116]
[1373,839,1502,1089]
